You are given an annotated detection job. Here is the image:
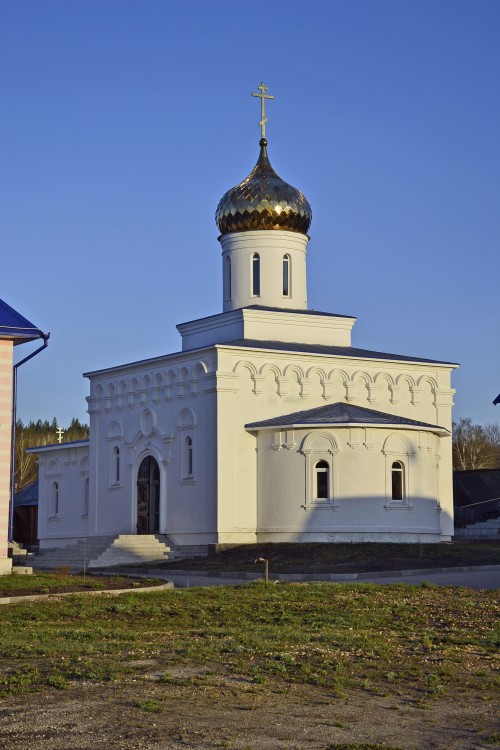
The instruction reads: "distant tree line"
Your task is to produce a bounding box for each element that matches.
[14,418,89,491]
[452,418,500,471]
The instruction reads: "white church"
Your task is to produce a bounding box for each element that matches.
[32,85,457,558]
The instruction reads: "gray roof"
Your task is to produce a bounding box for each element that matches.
[243,305,356,320]
[222,339,457,366]
[245,402,448,433]
[26,439,89,454]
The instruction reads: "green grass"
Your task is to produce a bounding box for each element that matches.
[0,582,498,700]
[156,540,500,573]
[0,571,160,597]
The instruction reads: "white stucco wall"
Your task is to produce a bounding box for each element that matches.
[214,343,455,543]
[253,426,446,542]
[219,230,309,312]
[35,333,455,549]
[35,442,90,548]
[83,349,219,546]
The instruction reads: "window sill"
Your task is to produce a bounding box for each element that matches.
[384,502,413,511]
[180,478,196,486]
[48,515,61,522]
[302,501,339,511]
[108,484,121,491]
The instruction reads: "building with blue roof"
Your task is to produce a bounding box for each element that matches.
[0,298,47,573]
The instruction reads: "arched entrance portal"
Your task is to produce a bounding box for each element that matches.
[137,456,160,534]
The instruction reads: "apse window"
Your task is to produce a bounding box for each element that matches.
[252,253,260,296]
[83,477,89,517]
[391,461,405,500]
[315,460,329,500]
[52,481,60,516]
[113,446,120,485]
[282,254,290,296]
[184,436,194,479]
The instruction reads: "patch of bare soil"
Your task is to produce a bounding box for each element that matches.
[0,673,497,750]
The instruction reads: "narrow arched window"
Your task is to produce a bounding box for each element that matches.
[282,254,290,296]
[252,253,260,296]
[53,481,59,515]
[315,460,329,499]
[225,256,232,300]
[391,461,404,500]
[114,446,120,484]
[185,436,193,478]
[83,477,89,516]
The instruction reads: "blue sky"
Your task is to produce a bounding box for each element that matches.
[1,0,499,427]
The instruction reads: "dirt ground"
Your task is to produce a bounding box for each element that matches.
[0,669,497,750]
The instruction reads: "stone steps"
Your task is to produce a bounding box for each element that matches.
[31,537,116,571]
[8,541,35,567]
[30,534,206,571]
[454,517,500,539]
[88,535,172,569]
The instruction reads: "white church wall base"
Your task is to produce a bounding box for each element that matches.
[256,531,443,543]
[0,558,12,575]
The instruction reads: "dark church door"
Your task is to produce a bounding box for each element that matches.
[137,456,160,534]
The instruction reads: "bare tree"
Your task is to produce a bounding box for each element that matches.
[452,418,500,470]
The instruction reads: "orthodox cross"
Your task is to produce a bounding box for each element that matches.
[56,426,65,444]
[252,82,274,139]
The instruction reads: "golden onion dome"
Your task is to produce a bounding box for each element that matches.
[215,138,312,235]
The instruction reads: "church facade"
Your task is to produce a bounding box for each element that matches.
[33,87,457,550]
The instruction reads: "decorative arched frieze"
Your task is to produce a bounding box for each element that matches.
[116,379,128,409]
[107,420,123,442]
[191,361,209,396]
[103,382,115,412]
[350,371,371,404]
[152,372,163,403]
[47,458,62,477]
[138,375,150,405]
[233,360,258,377]
[396,374,420,406]
[382,432,414,457]
[373,372,395,387]
[233,360,261,395]
[259,364,282,397]
[177,406,197,429]
[165,370,176,401]
[283,365,305,399]
[416,374,438,393]
[79,455,89,474]
[193,361,209,377]
[128,377,139,408]
[177,367,189,399]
